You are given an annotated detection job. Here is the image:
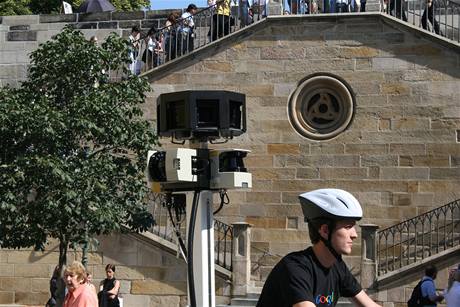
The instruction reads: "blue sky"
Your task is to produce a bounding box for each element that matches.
[150,0,208,9]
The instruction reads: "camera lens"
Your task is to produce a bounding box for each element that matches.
[148,151,167,182]
[219,151,248,173]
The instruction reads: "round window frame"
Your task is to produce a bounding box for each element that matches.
[287,73,356,141]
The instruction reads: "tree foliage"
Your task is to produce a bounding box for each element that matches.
[110,0,150,11]
[0,26,157,267]
[0,0,31,16]
[0,0,150,15]
[26,0,149,14]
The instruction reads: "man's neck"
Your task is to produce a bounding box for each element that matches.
[312,241,337,268]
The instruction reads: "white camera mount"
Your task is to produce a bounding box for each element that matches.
[147,91,252,307]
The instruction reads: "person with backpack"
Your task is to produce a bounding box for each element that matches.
[408,265,444,307]
[257,188,382,307]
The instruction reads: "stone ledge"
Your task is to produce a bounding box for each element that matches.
[9,25,30,31]
[112,11,145,20]
[98,21,118,29]
[1,15,39,26]
[71,23,98,30]
[39,14,77,23]
[77,12,111,22]
[6,31,37,42]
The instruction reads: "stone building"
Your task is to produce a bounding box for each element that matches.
[0,8,459,307]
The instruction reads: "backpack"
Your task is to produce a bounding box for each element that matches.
[407,279,433,307]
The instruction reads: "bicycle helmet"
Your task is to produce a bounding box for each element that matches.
[299,189,362,259]
[299,188,362,223]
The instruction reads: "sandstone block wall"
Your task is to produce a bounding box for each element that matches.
[145,14,460,303]
[1,11,460,306]
[0,10,178,87]
[0,233,230,306]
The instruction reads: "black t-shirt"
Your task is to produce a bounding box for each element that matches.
[256,247,362,307]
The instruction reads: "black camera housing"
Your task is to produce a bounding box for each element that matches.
[157,90,246,141]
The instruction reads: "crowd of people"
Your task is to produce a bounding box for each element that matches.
[127,1,264,75]
[125,0,445,75]
[46,262,121,307]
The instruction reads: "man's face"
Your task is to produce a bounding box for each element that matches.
[330,220,358,255]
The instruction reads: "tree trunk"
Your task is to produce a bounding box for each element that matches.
[56,240,68,307]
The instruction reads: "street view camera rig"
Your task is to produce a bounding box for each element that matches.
[147,90,252,192]
[145,90,252,307]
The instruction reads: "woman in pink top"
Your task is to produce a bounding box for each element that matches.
[64,261,98,307]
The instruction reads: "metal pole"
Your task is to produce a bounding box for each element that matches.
[186,191,216,307]
[186,140,215,307]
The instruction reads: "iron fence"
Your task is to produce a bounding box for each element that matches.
[377,199,460,276]
[383,0,460,42]
[129,0,266,75]
[215,219,234,271]
[283,0,356,14]
[147,192,234,271]
[125,0,459,75]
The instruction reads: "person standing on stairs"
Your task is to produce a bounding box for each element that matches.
[420,265,444,307]
[257,188,382,307]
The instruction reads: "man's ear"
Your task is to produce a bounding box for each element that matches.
[319,224,329,239]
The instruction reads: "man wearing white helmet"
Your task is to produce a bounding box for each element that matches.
[257,188,381,307]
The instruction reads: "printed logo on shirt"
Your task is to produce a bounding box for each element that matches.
[315,291,334,305]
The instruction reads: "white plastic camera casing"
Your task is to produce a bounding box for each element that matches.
[209,149,252,190]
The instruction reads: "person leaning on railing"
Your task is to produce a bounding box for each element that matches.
[211,0,235,41]
[142,27,163,69]
[128,25,141,75]
[388,0,408,21]
[421,0,441,35]
[335,0,349,12]
[239,0,251,26]
[180,4,198,55]
[164,12,180,61]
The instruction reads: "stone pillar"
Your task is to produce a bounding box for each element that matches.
[231,222,252,297]
[360,224,379,290]
[267,0,283,15]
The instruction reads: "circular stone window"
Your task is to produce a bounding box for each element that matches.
[287,73,355,140]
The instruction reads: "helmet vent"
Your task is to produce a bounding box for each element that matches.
[338,198,348,208]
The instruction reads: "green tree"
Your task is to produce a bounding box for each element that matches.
[0,25,156,269]
[28,0,72,14]
[110,0,150,11]
[27,0,149,14]
[0,0,31,16]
